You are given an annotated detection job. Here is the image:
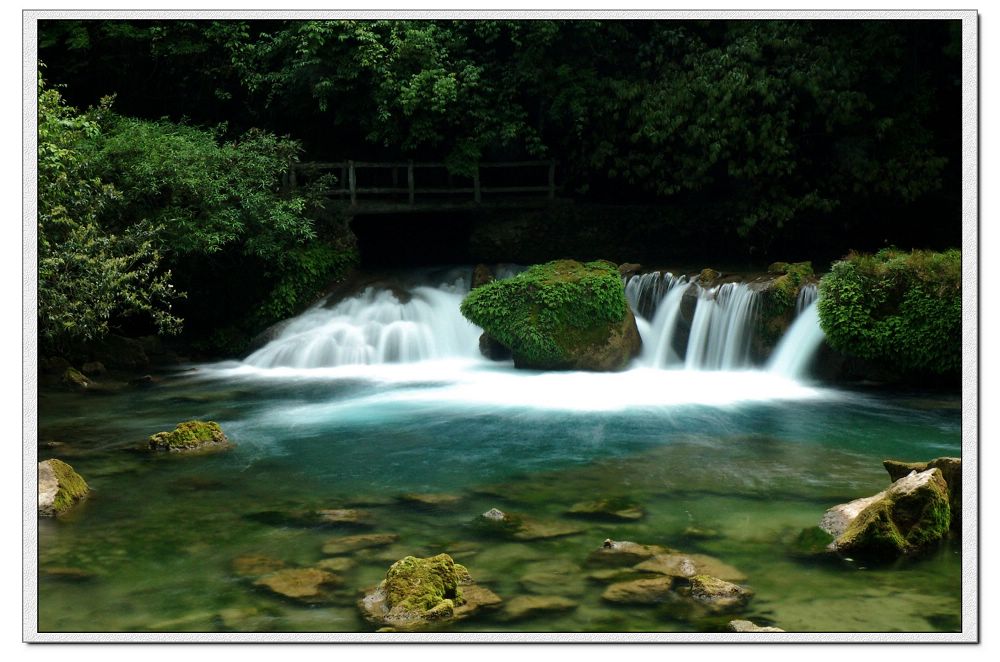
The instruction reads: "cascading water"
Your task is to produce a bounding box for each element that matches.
[624,273,761,370]
[244,271,482,368]
[797,282,818,314]
[768,299,826,379]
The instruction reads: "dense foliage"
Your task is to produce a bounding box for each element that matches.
[37,74,180,352]
[39,19,960,252]
[37,72,357,355]
[817,249,961,375]
[460,260,628,365]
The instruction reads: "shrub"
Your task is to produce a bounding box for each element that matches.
[817,248,961,375]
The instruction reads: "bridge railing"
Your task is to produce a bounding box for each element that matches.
[285,160,558,206]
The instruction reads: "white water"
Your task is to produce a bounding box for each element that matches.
[244,274,481,368]
[768,299,826,379]
[228,267,831,409]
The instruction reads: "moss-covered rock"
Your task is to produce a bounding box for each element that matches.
[884,457,961,529]
[460,259,641,371]
[38,459,89,517]
[822,468,951,560]
[61,367,91,390]
[359,553,500,630]
[688,575,753,613]
[147,420,232,453]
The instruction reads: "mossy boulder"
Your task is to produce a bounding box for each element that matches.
[688,575,753,613]
[884,457,961,529]
[359,553,500,630]
[147,420,232,453]
[460,259,641,371]
[821,468,951,560]
[61,367,91,390]
[38,459,90,517]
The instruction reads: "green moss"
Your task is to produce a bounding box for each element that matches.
[791,526,835,555]
[818,248,960,375]
[383,554,467,616]
[48,459,89,514]
[148,420,231,452]
[460,259,629,366]
[836,469,951,559]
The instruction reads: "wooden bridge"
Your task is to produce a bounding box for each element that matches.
[285,159,561,213]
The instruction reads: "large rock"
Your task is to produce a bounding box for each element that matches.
[460,259,641,371]
[147,420,233,454]
[359,554,500,630]
[38,459,89,517]
[820,468,951,559]
[884,457,961,528]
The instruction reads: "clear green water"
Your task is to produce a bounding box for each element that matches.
[36,365,962,633]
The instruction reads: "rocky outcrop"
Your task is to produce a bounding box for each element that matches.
[38,459,89,517]
[820,468,951,559]
[359,553,500,630]
[460,260,641,371]
[147,420,233,453]
[884,457,961,528]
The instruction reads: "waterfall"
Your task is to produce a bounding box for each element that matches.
[244,273,482,368]
[768,299,826,379]
[797,283,818,314]
[628,274,760,371]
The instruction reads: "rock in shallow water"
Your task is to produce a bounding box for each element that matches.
[502,595,578,621]
[38,459,89,517]
[321,533,399,555]
[602,576,676,604]
[587,539,672,567]
[820,468,951,559]
[884,457,961,528]
[727,619,785,633]
[477,508,583,541]
[231,555,287,578]
[147,420,232,454]
[359,553,501,631]
[566,497,645,521]
[689,575,753,613]
[254,567,341,602]
[633,553,747,583]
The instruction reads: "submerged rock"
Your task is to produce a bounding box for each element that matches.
[314,557,357,573]
[688,575,753,613]
[602,576,676,604]
[884,457,961,528]
[460,259,642,371]
[147,420,232,454]
[38,459,89,517]
[633,553,747,583]
[246,508,373,529]
[359,553,500,630]
[501,595,578,621]
[231,555,287,578]
[398,493,463,507]
[821,468,951,559]
[566,497,645,521]
[586,539,672,567]
[477,508,583,541]
[321,533,399,555]
[728,619,785,633]
[253,567,341,603]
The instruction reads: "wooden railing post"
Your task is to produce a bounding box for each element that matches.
[548,161,556,200]
[348,160,356,206]
[473,166,481,204]
[407,160,415,205]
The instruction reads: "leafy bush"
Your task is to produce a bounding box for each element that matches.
[37,73,181,353]
[460,260,627,365]
[817,248,961,375]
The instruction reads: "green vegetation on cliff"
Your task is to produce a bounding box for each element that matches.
[817,248,961,375]
[460,260,631,368]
